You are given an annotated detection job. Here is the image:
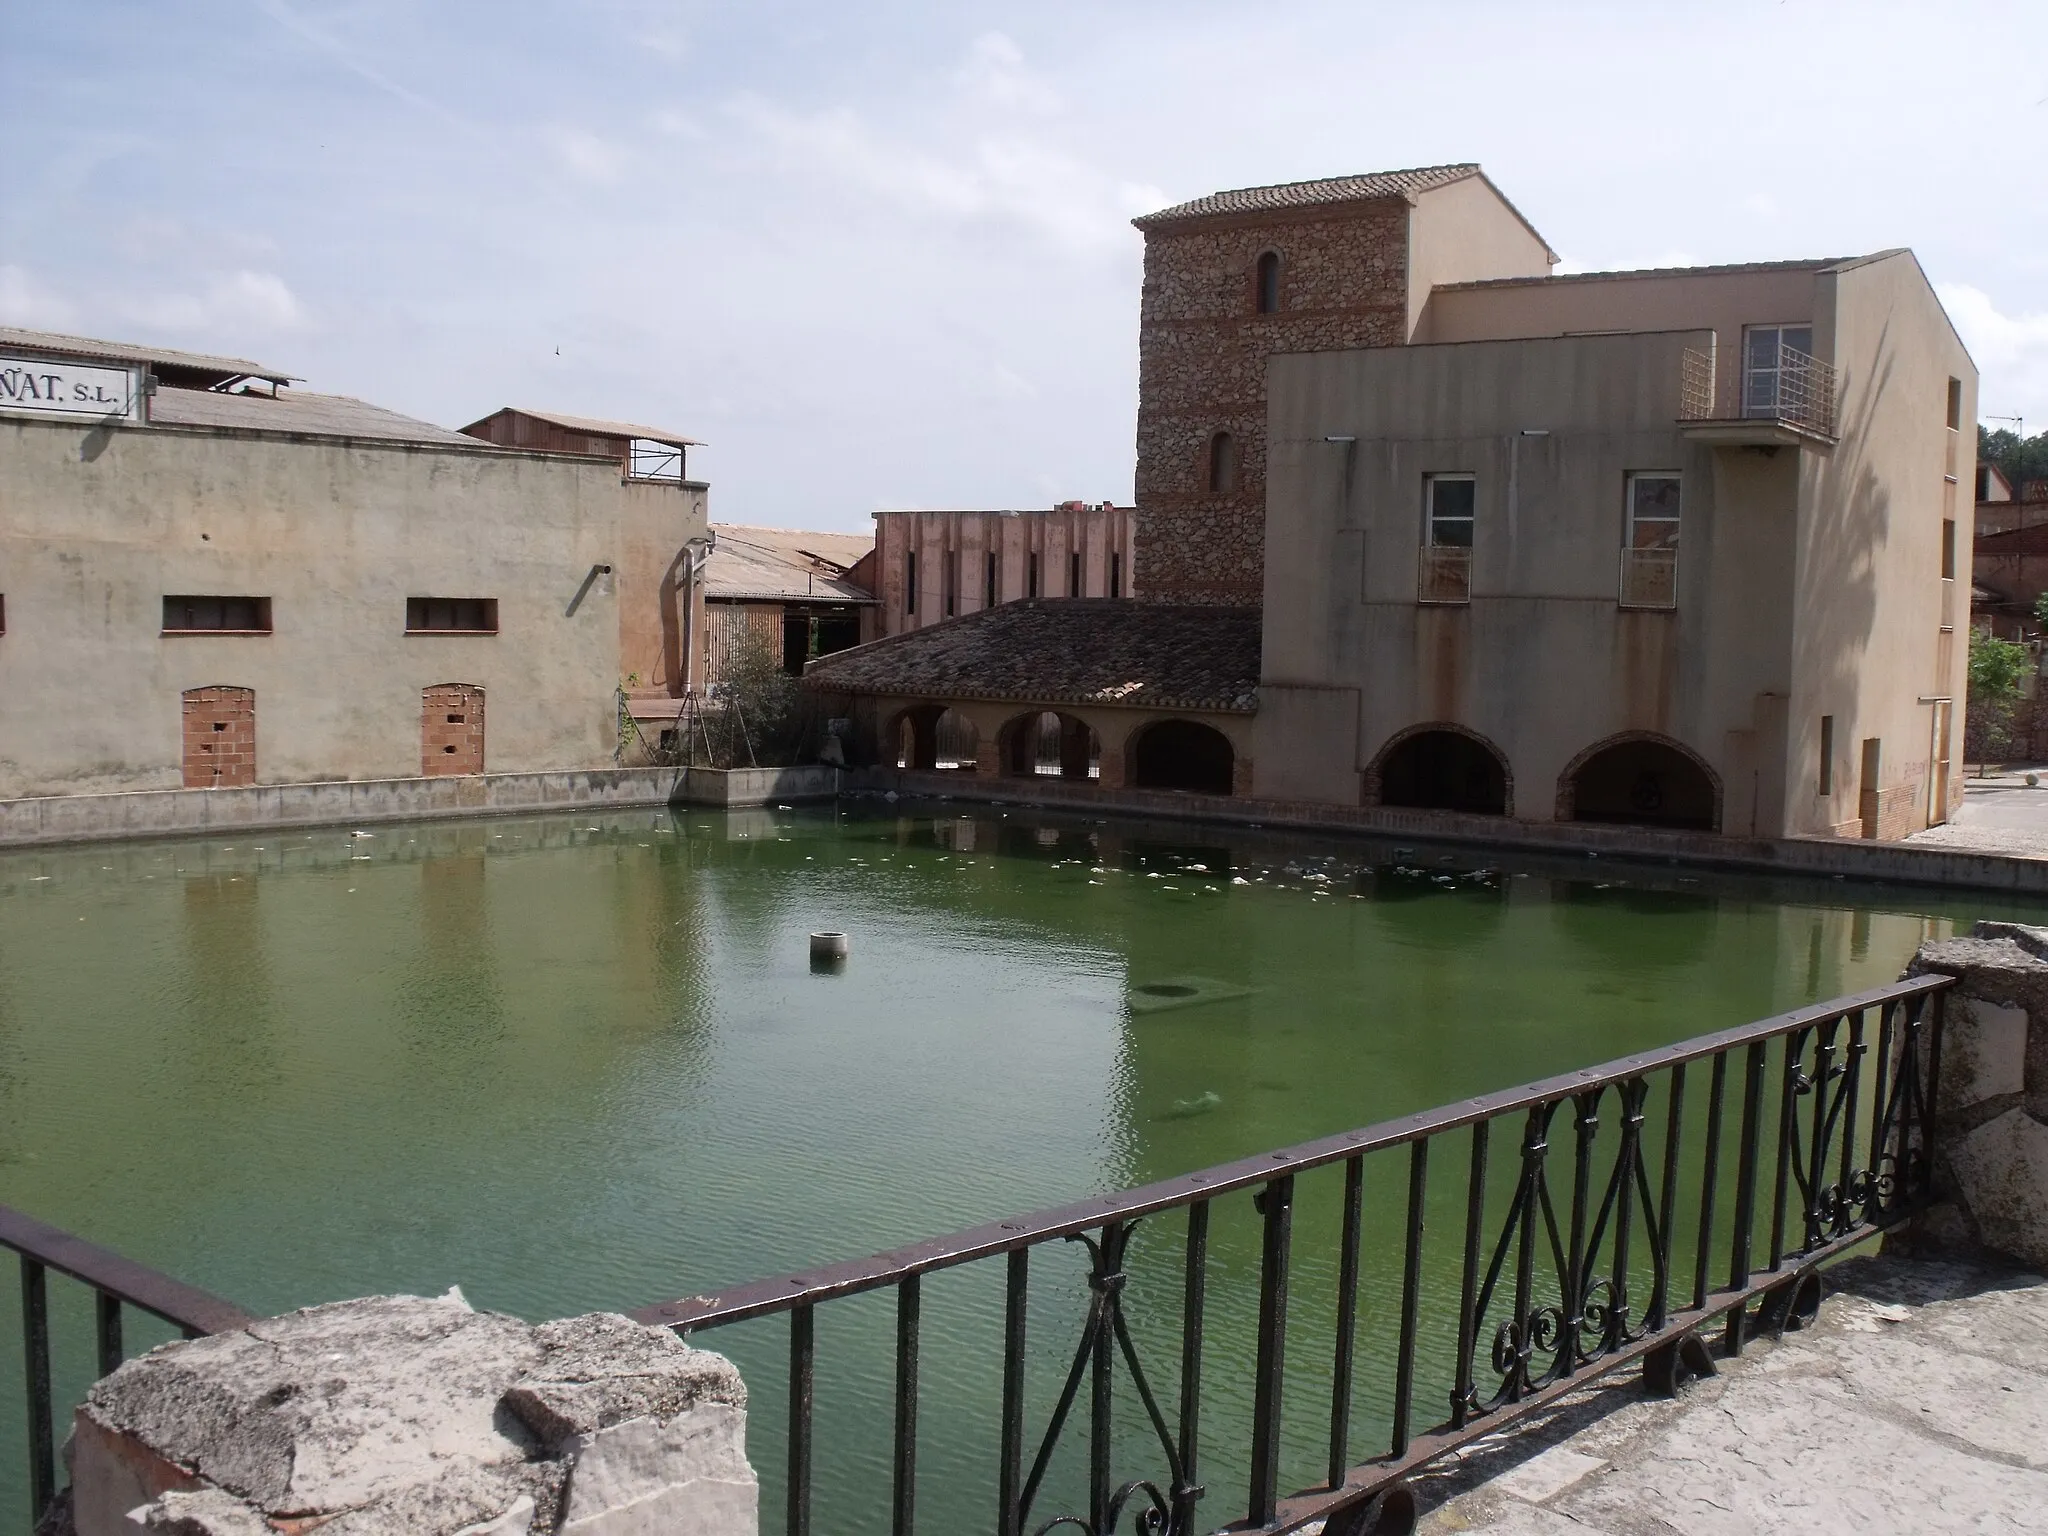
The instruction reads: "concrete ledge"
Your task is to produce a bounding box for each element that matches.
[847,768,2048,897]
[0,769,682,849]
[669,765,840,807]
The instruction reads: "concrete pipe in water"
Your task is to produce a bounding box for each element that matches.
[810,931,849,971]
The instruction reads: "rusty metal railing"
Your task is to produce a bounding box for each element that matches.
[1417,546,1472,605]
[634,975,1951,1536]
[1,1206,252,1520]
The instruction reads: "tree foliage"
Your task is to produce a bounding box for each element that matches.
[1980,423,2048,493]
[1965,626,2030,767]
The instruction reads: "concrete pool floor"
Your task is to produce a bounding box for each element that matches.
[1401,1253,2048,1535]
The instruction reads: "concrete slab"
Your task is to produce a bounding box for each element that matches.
[1412,1254,2048,1536]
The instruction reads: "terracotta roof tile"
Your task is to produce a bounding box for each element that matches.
[1133,164,1479,228]
[803,600,1260,713]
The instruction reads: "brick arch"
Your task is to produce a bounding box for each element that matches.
[1129,717,1236,796]
[1363,721,1514,816]
[997,708,1100,781]
[1557,730,1722,832]
[181,686,255,788]
[422,683,485,776]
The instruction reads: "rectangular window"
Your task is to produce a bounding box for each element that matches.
[985,551,997,608]
[944,550,957,617]
[1941,519,1956,580]
[905,550,917,615]
[1110,552,1122,599]
[1419,474,1475,603]
[1742,324,1814,417]
[162,595,272,633]
[1070,550,1082,596]
[1946,378,1963,431]
[1619,472,1682,609]
[1028,553,1040,599]
[405,597,498,633]
[1819,715,1835,796]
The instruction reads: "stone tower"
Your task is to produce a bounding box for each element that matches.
[1131,165,1555,606]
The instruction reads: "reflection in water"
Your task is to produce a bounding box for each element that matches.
[0,801,2030,1531]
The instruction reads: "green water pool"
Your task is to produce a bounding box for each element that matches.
[0,799,2034,1530]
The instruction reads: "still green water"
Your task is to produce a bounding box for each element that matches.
[0,800,2037,1531]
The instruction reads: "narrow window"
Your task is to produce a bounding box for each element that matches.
[1070,550,1082,596]
[1819,715,1835,795]
[162,596,273,633]
[1946,377,1963,431]
[905,549,917,615]
[1619,472,1682,609]
[1255,251,1281,315]
[1941,519,1956,580]
[404,597,497,633]
[1110,551,1122,599]
[1424,474,1476,548]
[1028,553,1040,599]
[1742,324,1814,417]
[985,550,998,608]
[944,549,957,617]
[1208,431,1239,494]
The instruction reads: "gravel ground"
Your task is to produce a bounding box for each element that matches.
[1904,765,2048,857]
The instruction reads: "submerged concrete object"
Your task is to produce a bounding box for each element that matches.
[58,1292,754,1536]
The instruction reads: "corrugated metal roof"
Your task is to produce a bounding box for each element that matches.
[491,406,700,447]
[149,387,485,447]
[705,525,875,604]
[0,326,292,382]
[804,600,1261,713]
[1133,164,1480,228]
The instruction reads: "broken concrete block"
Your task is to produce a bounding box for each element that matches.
[63,1293,755,1536]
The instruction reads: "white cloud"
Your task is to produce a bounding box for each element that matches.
[954,32,1060,115]
[549,127,629,184]
[1939,283,2048,423]
[121,271,304,334]
[0,266,77,329]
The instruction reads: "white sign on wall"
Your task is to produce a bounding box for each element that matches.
[0,355,142,423]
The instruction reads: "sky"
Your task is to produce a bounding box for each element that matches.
[3,1,2045,531]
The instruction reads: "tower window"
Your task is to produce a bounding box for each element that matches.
[1070,550,1082,596]
[1255,251,1280,315]
[985,550,998,608]
[1208,432,1239,494]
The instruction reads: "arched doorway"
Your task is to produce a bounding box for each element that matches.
[1002,711,1100,781]
[889,705,944,770]
[1562,735,1719,831]
[1131,720,1235,795]
[1372,726,1509,814]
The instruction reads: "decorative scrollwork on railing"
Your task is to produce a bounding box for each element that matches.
[1021,1221,1201,1536]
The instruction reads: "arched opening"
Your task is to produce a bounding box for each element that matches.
[889,704,944,771]
[1255,251,1281,314]
[930,707,979,770]
[1131,719,1235,795]
[1374,727,1508,814]
[1002,711,1101,781]
[1563,735,1719,831]
[1207,432,1239,495]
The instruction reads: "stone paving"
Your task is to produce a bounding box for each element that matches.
[1906,766,2048,857]
[1399,1253,2048,1536]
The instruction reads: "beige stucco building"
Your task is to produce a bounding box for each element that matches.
[872,501,1135,636]
[0,329,707,799]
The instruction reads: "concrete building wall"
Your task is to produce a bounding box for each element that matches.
[617,477,710,694]
[1257,329,1796,825]
[1404,176,1555,340]
[1785,252,1976,838]
[873,504,1134,636]
[0,416,642,797]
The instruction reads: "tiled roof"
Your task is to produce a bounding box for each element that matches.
[149,387,485,447]
[803,600,1261,713]
[1133,164,1479,228]
[1436,253,1889,292]
[706,524,876,604]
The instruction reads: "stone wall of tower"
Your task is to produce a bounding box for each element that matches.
[1133,204,1412,605]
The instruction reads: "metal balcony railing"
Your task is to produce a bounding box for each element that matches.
[1418,545,1472,605]
[1681,345,1839,440]
[1619,548,1679,610]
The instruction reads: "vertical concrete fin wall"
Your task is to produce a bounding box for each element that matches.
[56,1294,757,1536]
[1909,922,2048,1271]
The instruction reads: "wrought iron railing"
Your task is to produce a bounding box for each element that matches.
[1,1206,252,1521]
[1679,344,1839,439]
[1618,547,1678,610]
[1416,546,1472,605]
[631,974,1951,1536]
[626,439,686,481]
